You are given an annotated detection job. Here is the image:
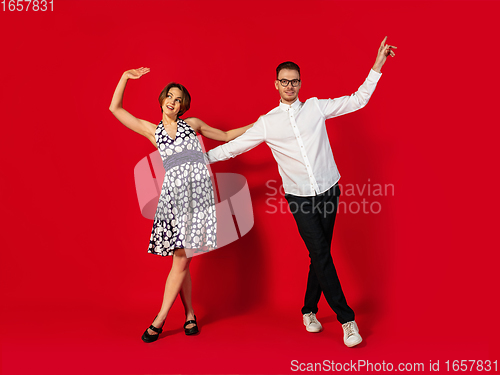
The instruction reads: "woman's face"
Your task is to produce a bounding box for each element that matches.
[162,87,183,117]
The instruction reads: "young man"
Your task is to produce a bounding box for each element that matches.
[204,37,396,347]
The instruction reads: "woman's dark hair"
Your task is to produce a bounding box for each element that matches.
[158,82,191,117]
[276,61,301,79]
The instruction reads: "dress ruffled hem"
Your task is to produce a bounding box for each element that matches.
[148,219,217,257]
[147,243,218,257]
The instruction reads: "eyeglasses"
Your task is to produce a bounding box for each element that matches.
[277,78,301,87]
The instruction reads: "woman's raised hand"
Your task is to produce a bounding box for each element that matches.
[124,67,150,80]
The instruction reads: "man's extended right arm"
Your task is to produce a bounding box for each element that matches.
[204,117,266,164]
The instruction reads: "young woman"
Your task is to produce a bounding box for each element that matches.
[109,67,252,343]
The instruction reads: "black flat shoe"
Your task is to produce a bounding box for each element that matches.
[141,315,165,343]
[184,315,199,335]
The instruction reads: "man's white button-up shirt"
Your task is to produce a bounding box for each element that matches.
[204,69,382,196]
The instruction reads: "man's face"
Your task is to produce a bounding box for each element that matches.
[275,68,301,105]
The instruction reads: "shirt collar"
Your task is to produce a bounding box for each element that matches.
[279,98,302,112]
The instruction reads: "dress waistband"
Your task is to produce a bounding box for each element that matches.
[164,148,205,171]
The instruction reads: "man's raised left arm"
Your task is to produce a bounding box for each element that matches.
[318,36,397,119]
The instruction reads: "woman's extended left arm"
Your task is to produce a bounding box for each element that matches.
[185,117,254,142]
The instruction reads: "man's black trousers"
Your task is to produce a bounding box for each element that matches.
[284,183,355,324]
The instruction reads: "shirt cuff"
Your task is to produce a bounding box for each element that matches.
[369,69,382,81]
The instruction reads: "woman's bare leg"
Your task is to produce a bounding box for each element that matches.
[147,248,191,335]
[179,268,196,329]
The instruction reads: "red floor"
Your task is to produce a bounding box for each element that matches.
[1,298,496,375]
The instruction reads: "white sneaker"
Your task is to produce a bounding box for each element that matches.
[342,321,362,347]
[303,312,323,332]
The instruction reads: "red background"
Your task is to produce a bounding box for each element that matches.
[1,1,499,374]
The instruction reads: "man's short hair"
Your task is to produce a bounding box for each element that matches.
[276,61,300,79]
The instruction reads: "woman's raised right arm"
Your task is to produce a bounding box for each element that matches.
[109,67,158,148]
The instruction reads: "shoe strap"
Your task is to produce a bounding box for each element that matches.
[184,320,197,328]
[149,324,163,334]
